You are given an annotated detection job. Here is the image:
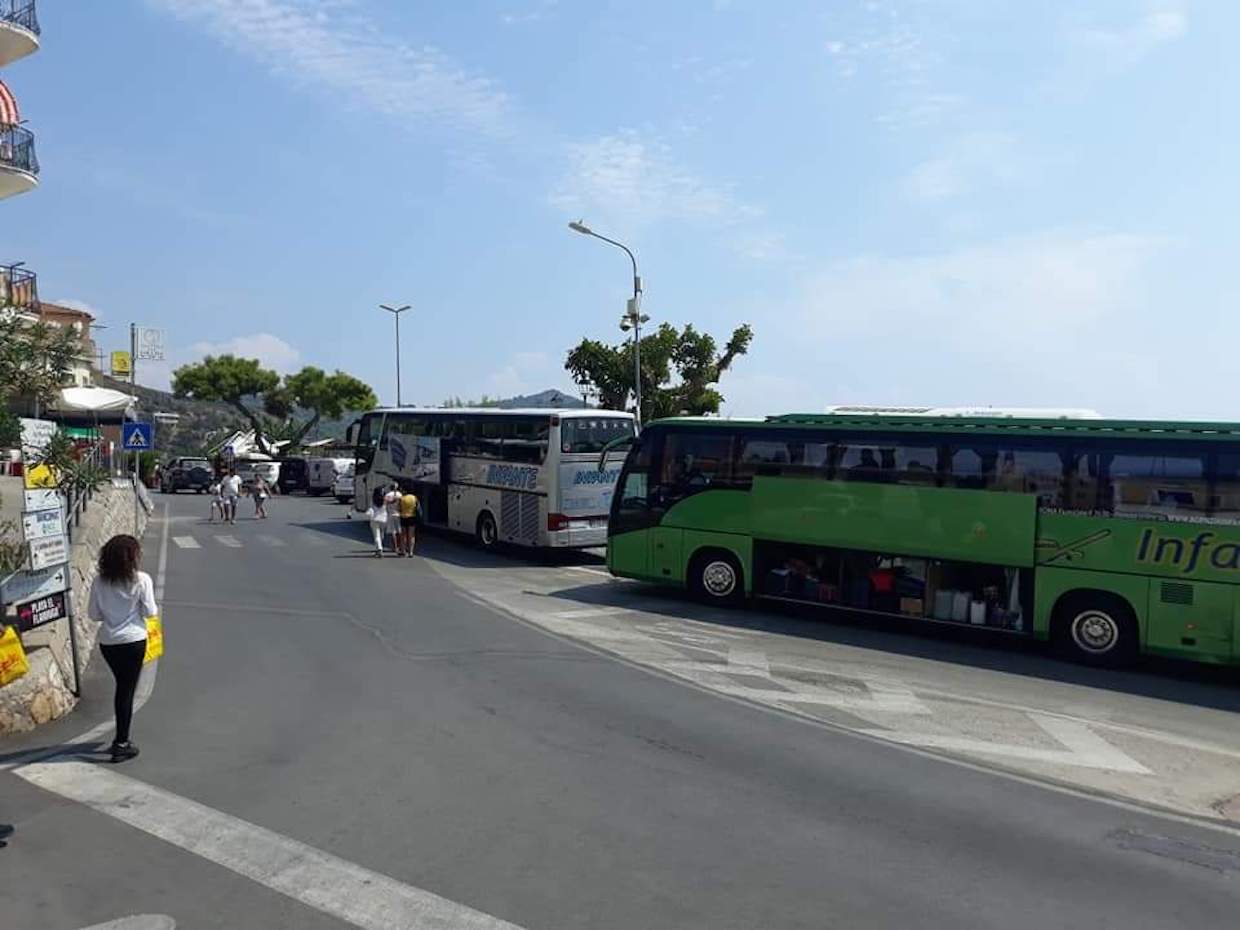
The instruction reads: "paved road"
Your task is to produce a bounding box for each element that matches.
[3,493,1240,929]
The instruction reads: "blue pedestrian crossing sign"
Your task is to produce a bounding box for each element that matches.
[122,422,154,451]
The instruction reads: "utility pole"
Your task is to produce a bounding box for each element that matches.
[379,304,411,406]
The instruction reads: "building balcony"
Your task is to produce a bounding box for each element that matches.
[0,2,39,67]
[0,123,37,199]
[0,262,38,316]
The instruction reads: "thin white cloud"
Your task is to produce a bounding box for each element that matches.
[1068,0,1188,68]
[190,332,302,373]
[550,130,745,227]
[903,132,1050,202]
[147,0,510,133]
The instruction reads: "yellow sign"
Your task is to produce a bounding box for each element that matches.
[23,463,58,489]
[111,350,132,376]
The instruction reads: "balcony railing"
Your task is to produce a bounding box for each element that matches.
[0,262,38,311]
[0,123,37,176]
[0,1,39,36]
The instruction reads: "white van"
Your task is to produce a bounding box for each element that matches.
[308,456,353,496]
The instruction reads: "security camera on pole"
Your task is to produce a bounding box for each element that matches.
[568,221,648,430]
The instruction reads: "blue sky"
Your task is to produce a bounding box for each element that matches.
[6,0,1236,417]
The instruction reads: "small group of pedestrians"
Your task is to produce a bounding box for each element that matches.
[207,470,269,524]
[366,482,419,558]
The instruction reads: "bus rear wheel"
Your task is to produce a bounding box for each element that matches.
[1052,592,1138,668]
[689,550,744,606]
[476,511,499,549]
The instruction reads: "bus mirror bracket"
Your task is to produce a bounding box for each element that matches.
[597,434,634,471]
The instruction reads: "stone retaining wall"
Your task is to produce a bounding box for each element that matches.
[0,485,148,735]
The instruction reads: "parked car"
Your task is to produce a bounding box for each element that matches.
[235,459,280,491]
[332,462,355,504]
[308,456,353,496]
[160,457,214,494]
[277,456,309,494]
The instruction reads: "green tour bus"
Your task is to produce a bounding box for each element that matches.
[606,411,1240,667]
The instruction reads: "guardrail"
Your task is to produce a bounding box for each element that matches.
[0,2,40,36]
[63,441,104,545]
[0,124,38,177]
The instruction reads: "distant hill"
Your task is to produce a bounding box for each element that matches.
[497,388,587,409]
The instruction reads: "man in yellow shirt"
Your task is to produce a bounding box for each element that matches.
[398,486,419,558]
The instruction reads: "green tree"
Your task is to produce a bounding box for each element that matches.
[172,355,376,455]
[0,313,80,417]
[263,366,377,448]
[565,322,753,423]
[172,355,282,455]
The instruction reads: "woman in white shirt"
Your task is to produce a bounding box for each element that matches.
[87,534,157,762]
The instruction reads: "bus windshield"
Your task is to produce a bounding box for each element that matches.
[561,417,634,454]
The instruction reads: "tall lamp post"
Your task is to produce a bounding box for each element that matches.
[379,303,411,406]
[568,220,647,428]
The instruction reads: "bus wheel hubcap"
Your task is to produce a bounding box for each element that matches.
[702,561,736,597]
[1071,610,1118,653]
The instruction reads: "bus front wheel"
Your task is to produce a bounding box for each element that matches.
[689,550,744,606]
[476,511,499,549]
[1052,592,1138,667]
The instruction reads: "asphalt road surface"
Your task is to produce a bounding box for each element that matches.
[3,493,1239,930]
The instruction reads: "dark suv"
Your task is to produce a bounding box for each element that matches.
[277,456,309,494]
[160,457,214,494]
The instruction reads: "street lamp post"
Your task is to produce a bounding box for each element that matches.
[568,220,647,428]
[379,303,411,406]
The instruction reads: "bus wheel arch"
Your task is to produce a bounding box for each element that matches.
[1050,589,1139,667]
[476,510,499,549]
[688,548,745,606]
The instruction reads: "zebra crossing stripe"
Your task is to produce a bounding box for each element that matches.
[215,535,243,548]
[257,535,287,547]
[172,536,200,549]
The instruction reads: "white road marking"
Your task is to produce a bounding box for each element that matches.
[257,535,287,547]
[17,761,527,930]
[156,503,171,601]
[214,535,242,548]
[862,713,1151,774]
[727,648,770,676]
[549,606,623,619]
[564,565,609,577]
[171,536,200,549]
[298,533,328,546]
[78,917,176,930]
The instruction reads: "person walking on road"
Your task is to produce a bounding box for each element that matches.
[253,475,270,520]
[221,469,242,525]
[366,486,389,557]
[87,534,158,763]
[208,478,225,523]
[398,485,419,557]
[384,483,403,555]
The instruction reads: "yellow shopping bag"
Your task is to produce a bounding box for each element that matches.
[0,625,30,686]
[143,616,164,664]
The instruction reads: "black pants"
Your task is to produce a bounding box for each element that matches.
[100,640,145,744]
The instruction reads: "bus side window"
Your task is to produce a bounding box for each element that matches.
[1103,451,1209,516]
[1213,454,1240,520]
[657,433,734,504]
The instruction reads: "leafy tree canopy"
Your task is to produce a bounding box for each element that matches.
[172,355,376,455]
[565,322,753,422]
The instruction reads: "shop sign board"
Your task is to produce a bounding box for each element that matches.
[136,327,166,361]
[28,534,69,571]
[23,489,60,511]
[16,591,68,631]
[111,350,132,376]
[22,506,65,542]
[19,417,56,458]
[0,564,68,605]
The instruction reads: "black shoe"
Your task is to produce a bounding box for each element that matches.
[110,741,140,763]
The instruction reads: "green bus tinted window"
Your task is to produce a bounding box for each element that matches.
[1213,454,1240,519]
[836,441,938,485]
[947,443,1071,507]
[1105,452,1208,517]
[735,437,830,482]
[658,432,733,502]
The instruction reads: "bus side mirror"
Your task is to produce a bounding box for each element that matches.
[598,435,636,471]
[345,420,358,444]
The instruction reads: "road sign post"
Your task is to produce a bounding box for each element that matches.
[123,421,154,534]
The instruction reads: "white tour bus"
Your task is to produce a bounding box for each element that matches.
[348,407,635,548]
